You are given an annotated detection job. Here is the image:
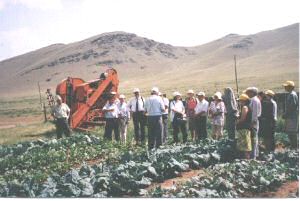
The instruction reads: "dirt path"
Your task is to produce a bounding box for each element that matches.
[259,181,299,198]
[146,169,206,192]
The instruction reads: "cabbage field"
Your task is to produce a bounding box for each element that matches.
[0,133,298,198]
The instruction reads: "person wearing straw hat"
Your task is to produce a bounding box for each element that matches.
[51,95,71,139]
[245,87,261,159]
[236,94,252,159]
[118,94,130,144]
[103,92,120,141]
[260,90,277,152]
[145,87,165,150]
[209,92,226,140]
[128,88,147,145]
[282,80,299,149]
[194,92,209,140]
[170,92,188,143]
[185,89,198,141]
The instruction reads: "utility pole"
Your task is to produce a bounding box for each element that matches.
[234,55,239,95]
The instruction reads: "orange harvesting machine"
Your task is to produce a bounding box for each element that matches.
[56,68,119,131]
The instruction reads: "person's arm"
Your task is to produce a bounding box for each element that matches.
[66,104,71,119]
[273,101,277,121]
[160,99,165,112]
[102,103,114,113]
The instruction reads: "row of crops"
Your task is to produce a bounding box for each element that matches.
[0,134,298,197]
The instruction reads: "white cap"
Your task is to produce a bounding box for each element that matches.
[187,89,194,94]
[197,92,205,96]
[133,88,140,93]
[151,87,159,93]
[56,95,62,101]
[246,87,258,93]
[119,94,125,99]
[173,91,181,97]
[214,92,222,100]
[110,91,117,95]
[158,92,162,96]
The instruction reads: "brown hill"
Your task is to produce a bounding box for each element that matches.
[0,23,298,97]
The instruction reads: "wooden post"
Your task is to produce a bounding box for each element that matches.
[234,55,239,95]
[43,103,47,122]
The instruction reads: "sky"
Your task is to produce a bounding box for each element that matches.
[0,0,299,61]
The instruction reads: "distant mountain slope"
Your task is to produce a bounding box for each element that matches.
[0,23,298,97]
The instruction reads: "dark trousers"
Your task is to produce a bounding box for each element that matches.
[172,119,187,143]
[104,118,120,141]
[225,114,237,140]
[195,116,208,140]
[147,116,163,150]
[55,118,71,139]
[261,119,276,152]
[132,112,146,143]
[162,114,169,144]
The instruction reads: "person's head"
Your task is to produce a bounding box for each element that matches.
[119,94,126,103]
[257,91,265,101]
[133,88,140,97]
[47,88,51,92]
[158,92,162,97]
[245,87,258,98]
[109,91,117,103]
[151,87,159,95]
[213,92,222,102]
[163,93,167,98]
[283,81,295,92]
[173,92,181,101]
[264,90,275,100]
[224,87,233,96]
[239,94,250,106]
[187,89,195,98]
[56,95,62,105]
[197,92,205,101]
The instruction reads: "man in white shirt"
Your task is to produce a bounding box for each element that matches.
[51,95,71,139]
[159,92,169,144]
[118,94,130,144]
[145,87,165,150]
[128,88,146,145]
[194,92,209,140]
[246,87,262,159]
[103,92,120,141]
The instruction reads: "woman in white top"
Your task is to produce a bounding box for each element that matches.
[209,92,226,140]
[170,92,188,143]
[117,94,130,144]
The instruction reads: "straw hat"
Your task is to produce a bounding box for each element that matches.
[282,80,295,87]
[214,92,222,100]
[265,90,275,97]
[173,91,181,97]
[56,95,62,101]
[187,89,194,94]
[239,94,250,101]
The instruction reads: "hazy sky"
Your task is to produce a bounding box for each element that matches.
[0,0,299,61]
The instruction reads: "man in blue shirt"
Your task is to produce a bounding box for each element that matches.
[145,87,165,150]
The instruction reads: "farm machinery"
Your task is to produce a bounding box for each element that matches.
[55,68,119,132]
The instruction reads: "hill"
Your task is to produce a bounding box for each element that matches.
[0,23,298,97]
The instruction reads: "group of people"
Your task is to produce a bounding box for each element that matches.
[51,80,298,158]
